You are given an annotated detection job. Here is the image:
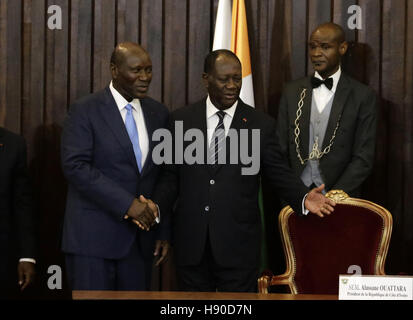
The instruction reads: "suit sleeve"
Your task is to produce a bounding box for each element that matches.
[13,137,36,258]
[331,89,378,194]
[152,115,179,241]
[152,108,174,242]
[262,117,308,214]
[61,102,135,220]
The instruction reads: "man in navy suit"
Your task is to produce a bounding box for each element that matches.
[61,42,170,290]
[0,128,36,296]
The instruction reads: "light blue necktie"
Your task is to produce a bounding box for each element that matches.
[125,104,142,172]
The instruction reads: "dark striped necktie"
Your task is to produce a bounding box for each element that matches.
[209,110,226,165]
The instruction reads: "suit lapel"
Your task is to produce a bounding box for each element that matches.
[212,99,251,175]
[100,87,140,174]
[195,99,208,146]
[322,73,351,149]
[298,78,312,158]
[0,129,4,163]
[140,99,157,177]
[190,100,212,175]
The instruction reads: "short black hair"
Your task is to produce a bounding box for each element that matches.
[110,42,148,66]
[313,22,346,43]
[110,49,122,66]
[204,49,241,74]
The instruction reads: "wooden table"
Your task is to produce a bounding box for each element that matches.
[73,290,337,300]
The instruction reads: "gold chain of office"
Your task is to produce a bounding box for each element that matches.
[294,88,342,165]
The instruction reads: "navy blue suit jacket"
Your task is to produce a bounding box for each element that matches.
[61,87,169,260]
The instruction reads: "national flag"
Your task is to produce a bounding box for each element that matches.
[230,0,255,107]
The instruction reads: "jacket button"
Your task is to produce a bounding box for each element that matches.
[205,206,210,212]
[210,179,215,185]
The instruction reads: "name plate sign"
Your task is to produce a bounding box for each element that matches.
[339,275,413,300]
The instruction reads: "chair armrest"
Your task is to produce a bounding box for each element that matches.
[258,271,294,294]
[258,275,271,294]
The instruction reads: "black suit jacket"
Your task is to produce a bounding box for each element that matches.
[61,87,169,260]
[153,99,308,269]
[0,127,35,263]
[276,73,377,196]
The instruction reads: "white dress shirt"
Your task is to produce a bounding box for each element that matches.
[110,82,159,223]
[301,67,342,215]
[313,66,341,113]
[109,81,149,169]
[206,95,238,146]
[19,258,35,264]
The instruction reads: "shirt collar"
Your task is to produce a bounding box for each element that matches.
[314,66,341,93]
[206,95,238,119]
[109,81,141,111]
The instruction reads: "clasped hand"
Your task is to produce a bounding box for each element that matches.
[125,195,158,231]
[304,184,336,218]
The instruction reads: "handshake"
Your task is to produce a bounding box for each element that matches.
[124,195,159,231]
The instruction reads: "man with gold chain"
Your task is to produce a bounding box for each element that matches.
[276,22,377,205]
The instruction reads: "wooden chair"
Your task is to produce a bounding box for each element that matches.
[258,190,392,294]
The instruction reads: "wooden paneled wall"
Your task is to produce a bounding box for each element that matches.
[1,0,413,298]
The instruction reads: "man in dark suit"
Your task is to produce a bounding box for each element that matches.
[276,23,377,197]
[0,127,36,296]
[151,50,336,292]
[61,42,169,290]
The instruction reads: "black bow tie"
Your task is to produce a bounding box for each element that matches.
[311,76,333,90]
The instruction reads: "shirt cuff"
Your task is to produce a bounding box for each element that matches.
[155,204,160,223]
[19,258,36,264]
[302,193,310,216]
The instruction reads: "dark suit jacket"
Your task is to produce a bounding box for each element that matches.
[61,87,169,260]
[153,98,308,269]
[0,128,35,267]
[276,73,377,196]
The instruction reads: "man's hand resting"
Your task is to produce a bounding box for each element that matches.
[304,184,336,218]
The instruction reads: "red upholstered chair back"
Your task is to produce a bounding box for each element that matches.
[261,190,392,295]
